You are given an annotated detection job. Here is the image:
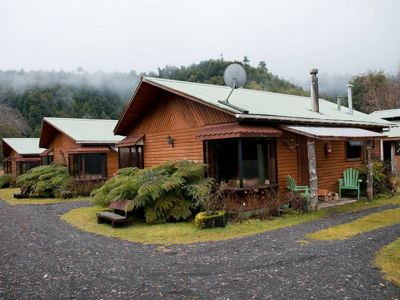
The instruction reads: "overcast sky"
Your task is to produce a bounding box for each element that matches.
[1,0,399,82]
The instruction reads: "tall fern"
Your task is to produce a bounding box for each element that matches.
[90,161,213,224]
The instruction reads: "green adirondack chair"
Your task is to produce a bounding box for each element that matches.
[338,168,362,199]
[287,175,310,206]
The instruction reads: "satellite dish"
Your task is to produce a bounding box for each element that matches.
[218,63,249,114]
[224,63,247,89]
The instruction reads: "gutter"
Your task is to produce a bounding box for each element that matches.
[235,113,394,128]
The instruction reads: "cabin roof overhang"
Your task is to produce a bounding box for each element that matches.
[280,125,385,141]
[197,122,283,140]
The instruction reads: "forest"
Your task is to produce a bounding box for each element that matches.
[0,58,399,140]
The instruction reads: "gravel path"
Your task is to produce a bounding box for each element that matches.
[0,200,399,300]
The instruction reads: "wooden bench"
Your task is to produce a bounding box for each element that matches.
[96,199,132,228]
[96,211,128,228]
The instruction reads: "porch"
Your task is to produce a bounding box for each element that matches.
[198,122,385,210]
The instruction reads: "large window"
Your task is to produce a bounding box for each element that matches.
[346,141,362,160]
[207,138,277,188]
[68,153,107,179]
[3,161,11,174]
[118,146,144,169]
[16,161,41,176]
[41,155,53,166]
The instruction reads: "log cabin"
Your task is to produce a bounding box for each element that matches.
[2,138,45,179]
[114,72,390,208]
[370,108,400,175]
[39,117,124,180]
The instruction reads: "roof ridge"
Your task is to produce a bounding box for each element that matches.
[144,76,334,101]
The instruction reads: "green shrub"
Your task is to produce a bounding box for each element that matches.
[359,160,390,195]
[195,211,226,229]
[16,164,73,198]
[0,174,12,188]
[90,161,214,224]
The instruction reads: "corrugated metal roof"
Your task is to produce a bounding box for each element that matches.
[370,109,400,119]
[145,77,391,127]
[282,125,385,140]
[2,138,45,155]
[197,122,282,140]
[43,117,124,144]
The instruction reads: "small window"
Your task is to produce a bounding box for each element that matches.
[118,146,144,169]
[346,141,362,160]
[68,153,107,179]
[395,142,400,156]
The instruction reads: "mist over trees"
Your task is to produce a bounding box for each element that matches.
[0,58,398,142]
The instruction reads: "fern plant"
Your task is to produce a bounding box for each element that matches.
[16,164,72,198]
[91,161,214,224]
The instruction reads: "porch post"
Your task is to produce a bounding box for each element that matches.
[238,139,244,188]
[390,142,396,176]
[307,140,318,210]
[366,141,374,200]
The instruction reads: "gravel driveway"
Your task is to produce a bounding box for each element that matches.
[0,200,399,300]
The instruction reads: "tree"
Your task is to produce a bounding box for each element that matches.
[243,56,250,65]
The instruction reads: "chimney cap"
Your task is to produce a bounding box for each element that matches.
[310,68,318,75]
[346,83,354,88]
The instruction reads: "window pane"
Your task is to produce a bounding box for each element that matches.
[346,142,362,160]
[119,147,131,168]
[137,146,143,168]
[242,139,264,186]
[84,153,107,178]
[210,139,239,186]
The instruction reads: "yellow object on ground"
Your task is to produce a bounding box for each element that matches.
[375,237,400,286]
[0,188,89,205]
[307,208,400,240]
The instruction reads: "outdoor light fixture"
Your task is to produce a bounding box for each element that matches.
[167,135,174,147]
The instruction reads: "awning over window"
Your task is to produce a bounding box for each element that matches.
[14,157,41,162]
[40,148,53,156]
[197,122,283,140]
[281,125,385,140]
[116,135,144,147]
[67,147,110,154]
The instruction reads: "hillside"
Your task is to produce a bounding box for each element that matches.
[0,59,307,138]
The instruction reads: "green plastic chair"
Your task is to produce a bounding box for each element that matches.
[338,168,362,199]
[287,175,310,205]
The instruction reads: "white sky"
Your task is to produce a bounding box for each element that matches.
[1,0,399,81]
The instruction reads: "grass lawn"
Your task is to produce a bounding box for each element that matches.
[60,195,400,245]
[61,206,327,245]
[307,208,400,240]
[0,188,90,205]
[375,237,400,286]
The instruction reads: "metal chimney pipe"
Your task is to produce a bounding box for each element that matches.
[310,69,319,113]
[337,96,341,111]
[346,84,354,115]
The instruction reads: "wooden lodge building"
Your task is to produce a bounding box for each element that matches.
[114,74,390,207]
[39,118,124,180]
[2,138,45,179]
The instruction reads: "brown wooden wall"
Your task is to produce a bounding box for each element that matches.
[107,151,119,177]
[126,93,235,167]
[276,133,299,192]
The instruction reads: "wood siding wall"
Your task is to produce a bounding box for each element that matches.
[126,93,235,167]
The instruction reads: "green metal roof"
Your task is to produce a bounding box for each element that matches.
[370,108,400,119]
[145,77,391,127]
[2,138,45,155]
[43,117,124,144]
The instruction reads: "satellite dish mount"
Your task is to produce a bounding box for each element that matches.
[218,63,248,113]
